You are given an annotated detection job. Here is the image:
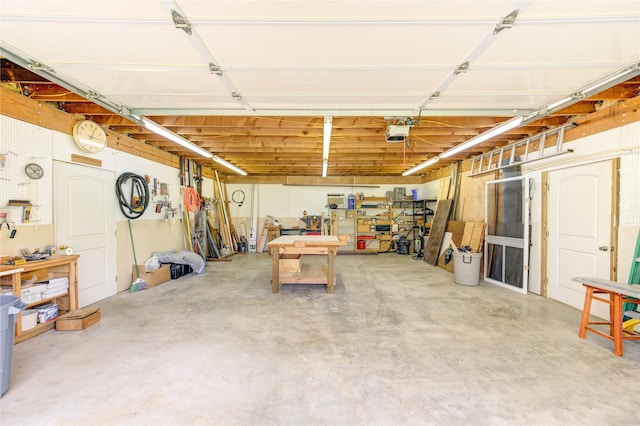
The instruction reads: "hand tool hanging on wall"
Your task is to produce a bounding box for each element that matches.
[188,159,195,187]
[179,156,186,187]
[196,163,203,195]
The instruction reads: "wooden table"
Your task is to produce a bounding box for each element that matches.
[573,276,640,356]
[1,255,79,342]
[267,235,343,293]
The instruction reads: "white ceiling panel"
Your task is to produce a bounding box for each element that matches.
[1,0,639,117]
[520,1,640,17]
[477,21,640,65]
[0,0,172,17]
[0,22,203,66]
[241,94,430,112]
[179,1,518,20]
[50,66,231,100]
[115,95,246,111]
[227,69,446,95]
[196,24,490,67]
[446,67,624,95]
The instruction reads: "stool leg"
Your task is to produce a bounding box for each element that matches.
[579,285,594,339]
[612,293,623,356]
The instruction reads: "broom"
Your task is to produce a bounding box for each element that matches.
[128,219,147,292]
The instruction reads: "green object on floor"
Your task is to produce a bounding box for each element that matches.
[622,230,640,320]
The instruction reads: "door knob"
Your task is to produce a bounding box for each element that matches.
[598,245,609,251]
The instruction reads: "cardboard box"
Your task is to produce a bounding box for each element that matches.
[56,307,101,331]
[132,264,171,288]
[357,224,371,233]
[267,226,281,242]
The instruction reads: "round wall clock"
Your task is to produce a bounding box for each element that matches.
[25,163,44,179]
[72,119,107,153]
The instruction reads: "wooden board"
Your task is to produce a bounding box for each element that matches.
[423,199,453,265]
[56,307,101,331]
[436,221,466,273]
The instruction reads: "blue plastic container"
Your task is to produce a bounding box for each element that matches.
[347,193,355,210]
[1,295,21,396]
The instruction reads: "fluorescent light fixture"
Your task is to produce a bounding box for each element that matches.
[323,116,332,160]
[322,116,332,177]
[402,156,440,176]
[142,117,248,176]
[213,155,248,176]
[141,117,212,158]
[440,116,524,159]
[545,95,580,113]
[581,62,640,97]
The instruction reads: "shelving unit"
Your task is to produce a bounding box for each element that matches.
[0,255,79,343]
[356,197,391,252]
[387,198,438,254]
[330,209,356,251]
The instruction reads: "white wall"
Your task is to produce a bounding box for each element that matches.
[226,183,436,239]
[523,120,640,293]
[1,115,187,292]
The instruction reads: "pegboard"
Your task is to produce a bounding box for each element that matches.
[0,116,53,225]
[619,122,640,227]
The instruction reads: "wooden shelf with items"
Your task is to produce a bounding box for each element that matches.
[356,199,392,252]
[329,209,356,251]
[0,255,79,343]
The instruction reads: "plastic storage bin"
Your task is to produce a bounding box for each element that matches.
[1,295,22,396]
[452,252,482,286]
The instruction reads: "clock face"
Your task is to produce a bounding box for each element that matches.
[72,120,107,153]
[25,163,44,179]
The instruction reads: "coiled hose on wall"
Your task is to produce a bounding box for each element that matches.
[115,172,150,219]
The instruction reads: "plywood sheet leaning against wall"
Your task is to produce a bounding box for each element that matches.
[438,171,495,222]
[423,199,453,265]
[437,221,486,273]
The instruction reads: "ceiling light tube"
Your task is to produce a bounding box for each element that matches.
[581,62,640,97]
[402,156,440,176]
[440,116,524,159]
[322,159,328,178]
[323,116,332,160]
[545,95,580,113]
[141,117,213,158]
[212,155,248,176]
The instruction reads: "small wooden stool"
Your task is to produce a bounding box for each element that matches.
[573,277,640,356]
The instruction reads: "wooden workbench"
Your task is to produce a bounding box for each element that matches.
[267,235,343,293]
[0,255,79,342]
[573,276,640,356]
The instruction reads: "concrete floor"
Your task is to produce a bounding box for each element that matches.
[1,253,639,426]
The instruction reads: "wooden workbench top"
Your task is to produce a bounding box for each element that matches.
[267,235,343,247]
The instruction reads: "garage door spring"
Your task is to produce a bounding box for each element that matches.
[116,172,150,219]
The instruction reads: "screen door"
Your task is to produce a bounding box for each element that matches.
[484,176,530,294]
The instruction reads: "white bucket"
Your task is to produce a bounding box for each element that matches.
[21,309,38,332]
[452,252,482,286]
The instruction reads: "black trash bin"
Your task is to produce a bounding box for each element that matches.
[1,295,22,396]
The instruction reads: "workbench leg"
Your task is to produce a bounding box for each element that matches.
[69,259,78,310]
[327,248,335,294]
[612,293,623,356]
[271,248,280,294]
[579,285,594,339]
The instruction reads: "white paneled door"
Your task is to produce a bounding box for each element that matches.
[54,161,116,307]
[547,161,612,319]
